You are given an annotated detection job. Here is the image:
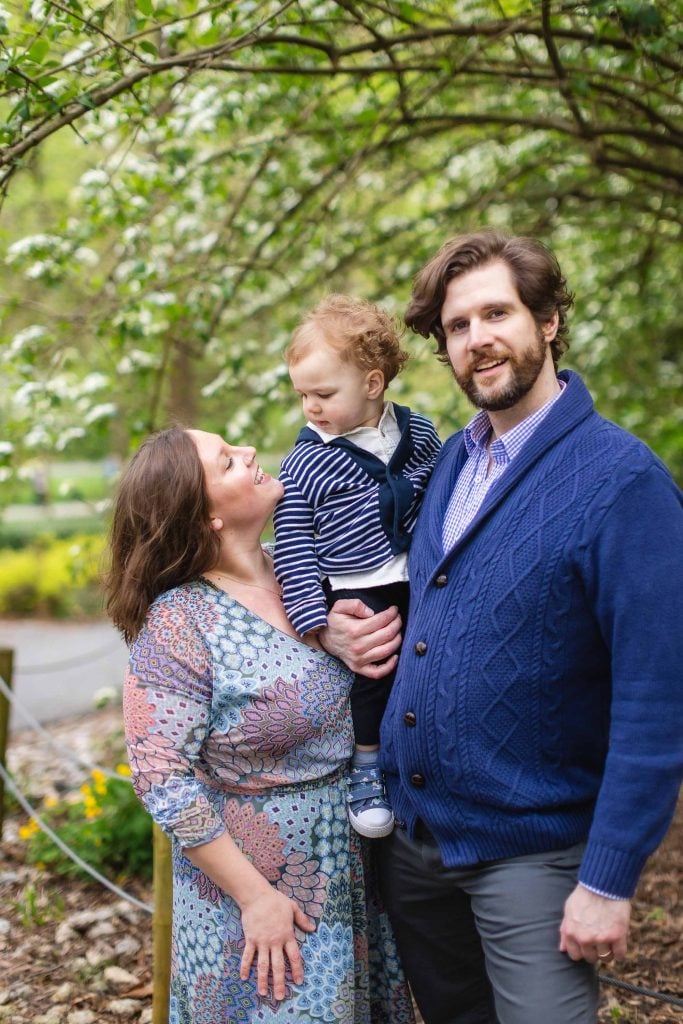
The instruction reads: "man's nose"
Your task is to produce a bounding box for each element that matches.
[467,318,493,348]
[304,396,320,415]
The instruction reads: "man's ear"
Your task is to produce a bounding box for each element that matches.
[543,311,559,342]
[209,515,223,532]
[366,369,385,398]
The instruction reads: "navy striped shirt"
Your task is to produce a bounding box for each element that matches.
[274,404,441,635]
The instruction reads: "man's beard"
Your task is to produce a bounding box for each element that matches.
[452,327,548,412]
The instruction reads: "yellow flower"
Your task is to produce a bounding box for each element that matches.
[84,805,102,820]
[80,783,92,798]
[19,818,40,840]
[42,795,59,809]
[92,772,107,796]
[115,763,132,777]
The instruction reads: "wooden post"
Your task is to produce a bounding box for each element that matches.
[0,648,14,841]
[152,823,172,1024]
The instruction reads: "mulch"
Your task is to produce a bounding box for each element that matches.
[1,709,681,1023]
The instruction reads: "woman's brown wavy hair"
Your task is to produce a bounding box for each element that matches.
[405,230,574,369]
[105,426,220,645]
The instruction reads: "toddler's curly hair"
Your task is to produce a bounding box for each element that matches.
[286,294,409,385]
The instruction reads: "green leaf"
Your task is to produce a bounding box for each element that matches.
[136,0,154,15]
[138,40,158,58]
[8,97,31,124]
[28,38,51,64]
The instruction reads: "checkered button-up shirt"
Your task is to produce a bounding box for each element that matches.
[442,383,565,553]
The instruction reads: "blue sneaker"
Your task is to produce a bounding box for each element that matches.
[347,763,394,838]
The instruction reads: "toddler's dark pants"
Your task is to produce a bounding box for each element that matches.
[324,579,410,746]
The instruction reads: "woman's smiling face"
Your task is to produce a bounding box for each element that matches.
[187,430,283,532]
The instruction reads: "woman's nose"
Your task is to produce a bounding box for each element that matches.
[233,445,256,462]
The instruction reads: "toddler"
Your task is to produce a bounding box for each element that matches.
[273,294,441,837]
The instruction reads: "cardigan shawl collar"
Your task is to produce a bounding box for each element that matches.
[418,371,595,581]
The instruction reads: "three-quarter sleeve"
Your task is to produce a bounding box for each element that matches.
[123,593,226,848]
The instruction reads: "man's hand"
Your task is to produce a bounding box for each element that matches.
[320,599,402,676]
[559,884,631,964]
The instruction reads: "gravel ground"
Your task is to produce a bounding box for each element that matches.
[2,708,681,1023]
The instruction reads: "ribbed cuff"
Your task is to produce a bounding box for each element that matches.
[578,842,646,900]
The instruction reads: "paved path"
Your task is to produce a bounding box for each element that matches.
[0,619,128,732]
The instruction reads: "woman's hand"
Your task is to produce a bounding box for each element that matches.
[239,887,315,998]
[185,832,315,1001]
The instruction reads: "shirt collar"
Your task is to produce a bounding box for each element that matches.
[463,380,566,462]
[307,401,396,444]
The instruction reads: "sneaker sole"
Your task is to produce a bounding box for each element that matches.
[349,816,395,839]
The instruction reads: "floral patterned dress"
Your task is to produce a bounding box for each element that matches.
[124,579,415,1024]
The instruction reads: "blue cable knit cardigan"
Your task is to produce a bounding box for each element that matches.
[380,370,683,899]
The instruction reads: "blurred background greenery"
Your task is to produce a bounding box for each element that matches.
[1,0,680,617]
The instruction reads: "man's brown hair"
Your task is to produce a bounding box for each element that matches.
[286,293,409,385]
[405,230,574,368]
[105,426,220,644]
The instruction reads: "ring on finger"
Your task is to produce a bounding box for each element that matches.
[597,949,613,961]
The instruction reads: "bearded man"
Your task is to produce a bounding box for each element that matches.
[362,230,683,1024]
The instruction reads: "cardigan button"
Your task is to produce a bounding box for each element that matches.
[410,772,425,787]
[435,574,448,587]
[403,711,416,727]
[414,641,427,655]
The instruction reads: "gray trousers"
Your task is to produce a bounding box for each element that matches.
[376,825,599,1024]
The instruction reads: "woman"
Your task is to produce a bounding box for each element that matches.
[106,426,415,1024]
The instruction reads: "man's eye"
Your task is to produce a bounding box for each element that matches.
[490,309,506,319]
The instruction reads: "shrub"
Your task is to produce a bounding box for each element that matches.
[0,516,106,550]
[0,533,107,617]
[19,765,153,880]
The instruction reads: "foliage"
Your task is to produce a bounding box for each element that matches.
[12,880,64,927]
[0,513,106,549]
[0,1,681,478]
[19,764,153,880]
[0,531,106,615]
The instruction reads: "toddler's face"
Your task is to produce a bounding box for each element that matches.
[289,341,383,436]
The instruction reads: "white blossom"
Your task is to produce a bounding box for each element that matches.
[7,325,47,355]
[83,403,117,425]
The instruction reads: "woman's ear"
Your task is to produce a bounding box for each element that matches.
[366,369,385,399]
[209,515,223,532]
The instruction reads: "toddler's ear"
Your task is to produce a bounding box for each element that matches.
[366,369,385,398]
[209,515,223,532]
